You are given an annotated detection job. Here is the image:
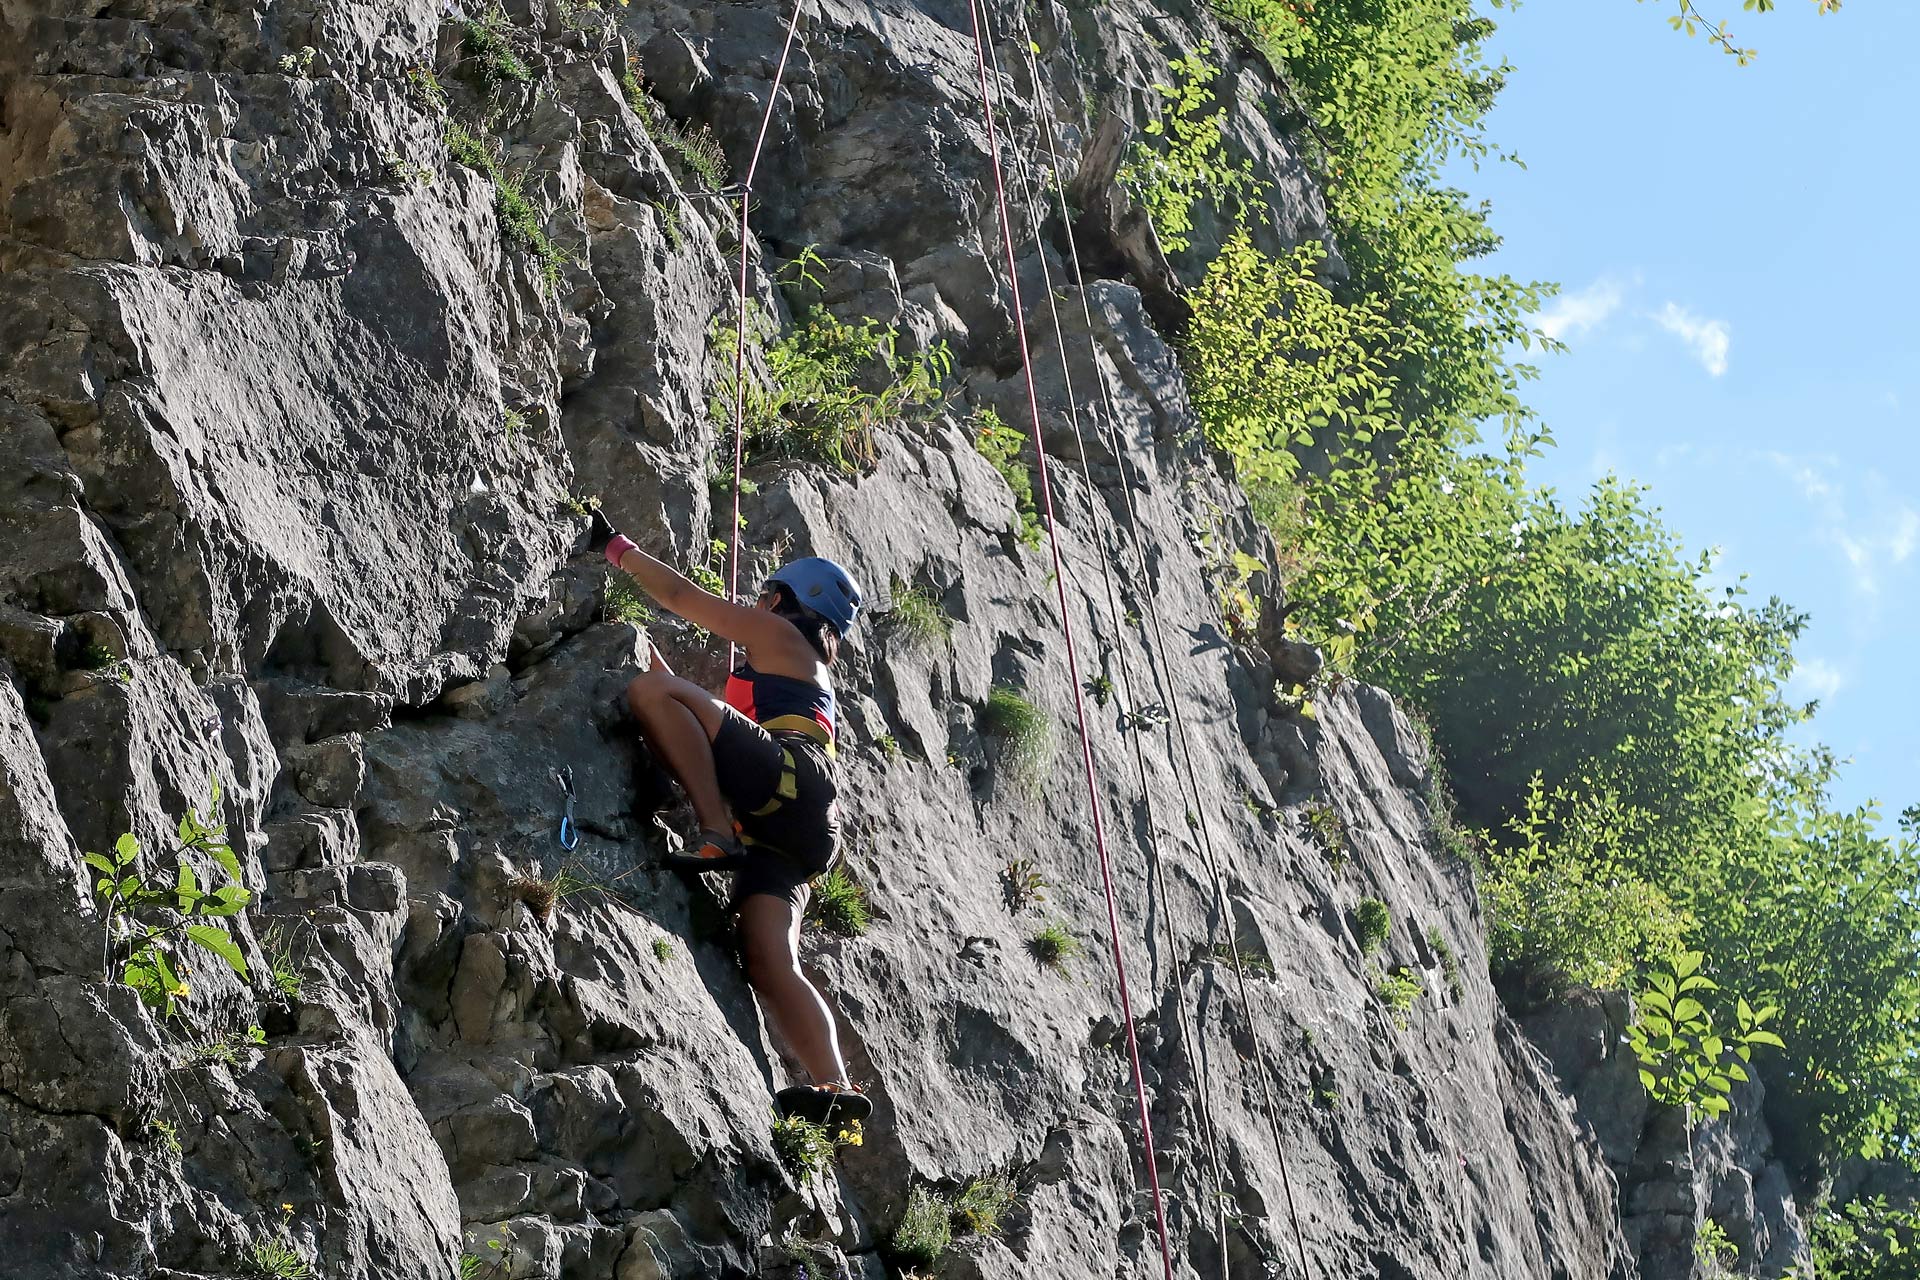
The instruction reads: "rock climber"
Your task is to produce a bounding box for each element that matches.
[588,509,873,1126]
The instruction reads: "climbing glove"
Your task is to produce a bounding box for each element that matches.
[585,504,619,555]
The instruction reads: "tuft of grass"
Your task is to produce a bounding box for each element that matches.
[891,1185,952,1268]
[651,937,674,962]
[1084,672,1116,708]
[874,732,900,759]
[888,580,952,648]
[950,1172,1017,1237]
[1302,799,1348,871]
[1354,898,1390,954]
[1310,1065,1339,1109]
[442,122,570,290]
[805,869,871,938]
[983,686,1054,790]
[260,922,304,1003]
[248,1237,314,1280]
[1028,921,1082,975]
[505,872,558,921]
[605,574,653,625]
[491,172,571,289]
[1372,965,1425,1029]
[1000,857,1048,912]
[460,9,532,87]
[1211,938,1276,977]
[620,57,730,190]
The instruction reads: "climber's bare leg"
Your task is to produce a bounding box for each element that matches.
[626,667,731,833]
[739,891,847,1085]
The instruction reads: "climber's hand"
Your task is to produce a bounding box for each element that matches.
[585,504,618,555]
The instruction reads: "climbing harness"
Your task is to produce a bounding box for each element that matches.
[1005,13,1317,1274]
[964,2,1177,1277]
[554,767,580,851]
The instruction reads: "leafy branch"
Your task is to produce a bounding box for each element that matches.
[87,784,251,1017]
[1628,951,1784,1120]
[1644,0,1844,65]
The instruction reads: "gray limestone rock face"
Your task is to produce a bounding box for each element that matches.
[0,0,1787,1276]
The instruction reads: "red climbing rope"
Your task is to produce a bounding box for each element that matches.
[964,3,1177,1277]
[973,19,1236,1275]
[725,0,810,666]
[1009,21,1316,1276]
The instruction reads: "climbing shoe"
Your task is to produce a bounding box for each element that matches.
[775,1082,873,1126]
[663,827,747,872]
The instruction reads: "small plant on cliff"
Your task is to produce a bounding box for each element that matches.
[1301,798,1348,871]
[951,1172,1017,1237]
[983,686,1054,790]
[887,580,951,648]
[1372,965,1425,1030]
[1000,857,1048,912]
[890,1185,952,1268]
[248,1207,314,1279]
[620,57,731,190]
[1627,952,1783,1122]
[652,937,674,963]
[972,407,1043,549]
[277,46,316,78]
[442,123,571,290]
[806,869,871,938]
[1028,922,1082,975]
[771,1114,860,1186]
[1426,927,1464,1002]
[1353,898,1391,955]
[459,8,532,87]
[88,784,251,1017]
[604,573,653,625]
[1696,1218,1739,1274]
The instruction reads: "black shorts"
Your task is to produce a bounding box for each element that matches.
[711,706,840,908]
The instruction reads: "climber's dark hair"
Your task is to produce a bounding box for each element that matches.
[763,582,840,666]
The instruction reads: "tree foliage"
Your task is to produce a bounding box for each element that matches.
[1136,0,1910,1176]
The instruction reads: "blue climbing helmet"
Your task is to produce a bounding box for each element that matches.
[765,556,863,637]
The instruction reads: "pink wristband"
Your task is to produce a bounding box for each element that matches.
[604,533,638,567]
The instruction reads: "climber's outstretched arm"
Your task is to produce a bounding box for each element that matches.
[590,512,792,653]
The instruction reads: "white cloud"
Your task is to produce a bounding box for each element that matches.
[1653,302,1731,377]
[1539,277,1625,342]
[1788,656,1849,705]
[1764,453,1920,597]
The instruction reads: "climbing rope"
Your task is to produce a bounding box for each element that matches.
[1007,18,1317,1275]
[973,17,1236,1274]
[724,0,810,666]
[964,3,1178,1277]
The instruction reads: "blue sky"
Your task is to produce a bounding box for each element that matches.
[1452,0,1918,822]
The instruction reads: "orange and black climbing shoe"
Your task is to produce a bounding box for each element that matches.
[663,827,747,872]
[776,1081,873,1125]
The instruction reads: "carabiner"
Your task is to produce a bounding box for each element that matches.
[554,767,579,851]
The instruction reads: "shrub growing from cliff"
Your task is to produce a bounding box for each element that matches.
[1353,898,1390,955]
[972,408,1043,548]
[890,1185,952,1267]
[710,310,950,473]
